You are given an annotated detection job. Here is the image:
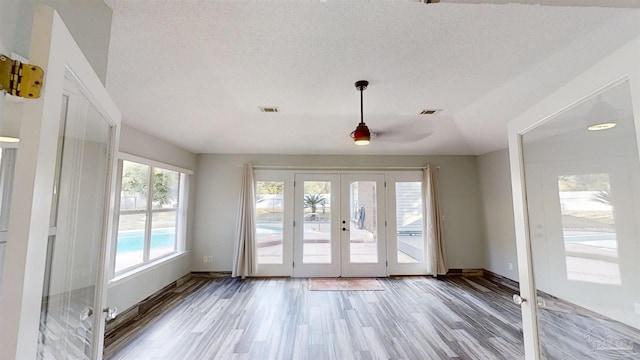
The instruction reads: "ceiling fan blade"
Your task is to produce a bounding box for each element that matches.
[373,130,433,143]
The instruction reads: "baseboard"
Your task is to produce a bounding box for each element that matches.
[191,271,232,278]
[446,268,484,276]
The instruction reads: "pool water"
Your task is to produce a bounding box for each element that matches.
[117,229,176,252]
[256,224,283,235]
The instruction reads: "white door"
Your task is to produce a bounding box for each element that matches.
[293,173,341,277]
[340,174,386,277]
[253,170,294,276]
[0,6,120,359]
[292,173,386,277]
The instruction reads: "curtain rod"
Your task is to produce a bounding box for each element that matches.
[238,165,440,170]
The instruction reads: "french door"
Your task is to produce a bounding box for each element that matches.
[292,173,386,277]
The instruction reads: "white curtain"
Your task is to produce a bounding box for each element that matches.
[423,165,448,276]
[232,163,256,278]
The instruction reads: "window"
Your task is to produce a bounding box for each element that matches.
[113,157,189,274]
[255,181,285,264]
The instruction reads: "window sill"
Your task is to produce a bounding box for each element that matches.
[108,251,189,287]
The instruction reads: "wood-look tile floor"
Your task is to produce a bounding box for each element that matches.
[107,276,640,360]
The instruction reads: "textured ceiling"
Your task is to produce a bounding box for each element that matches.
[106,1,640,155]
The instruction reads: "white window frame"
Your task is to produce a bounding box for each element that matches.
[253,170,294,276]
[385,171,429,275]
[110,152,192,278]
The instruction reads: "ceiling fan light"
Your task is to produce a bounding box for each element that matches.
[351,122,371,145]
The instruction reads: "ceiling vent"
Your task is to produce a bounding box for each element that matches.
[259,106,279,113]
[419,109,441,115]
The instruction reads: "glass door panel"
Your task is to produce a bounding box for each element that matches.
[303,180,333,264]
[521,80,640,358]
[38,72,113,359]
[256,180,285,265]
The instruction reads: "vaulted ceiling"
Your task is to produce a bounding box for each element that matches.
[105,1,640,155]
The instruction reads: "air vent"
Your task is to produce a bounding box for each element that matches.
[419,109,441,115]
[259,106,279,113]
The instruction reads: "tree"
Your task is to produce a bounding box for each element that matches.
[121,162,179,207]
[153,169,179,206]
[303,194,326,214]
[257,181,283,195]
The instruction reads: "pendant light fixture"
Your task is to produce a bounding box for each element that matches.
[351,80,371,145]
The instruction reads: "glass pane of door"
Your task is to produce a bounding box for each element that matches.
[302,180,332,264]
[38,73,112,359]
[256,181,284,264]
[348,180,378,263]
[522,81,640,358]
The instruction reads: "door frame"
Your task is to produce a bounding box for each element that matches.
[292,173,341,277]
[339,173,387,277]
[507,35,640,359]
[0,6,121,359]
[253,170,294,277]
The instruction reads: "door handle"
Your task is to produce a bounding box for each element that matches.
[342,227,349,231]
[104,307,118,321]
[79,307,93,321]
[512,294,526,305]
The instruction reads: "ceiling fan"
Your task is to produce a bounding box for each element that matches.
[349,80,435,145]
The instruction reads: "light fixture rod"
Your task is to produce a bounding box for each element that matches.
[360,87,364,124]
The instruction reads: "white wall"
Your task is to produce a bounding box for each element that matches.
[192,154,485,272]
[13,0,112,83]
[107,124,197,313]
[477,149,518,281]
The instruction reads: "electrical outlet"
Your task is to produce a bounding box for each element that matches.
[203,256,213,263]
[508,262,513,271]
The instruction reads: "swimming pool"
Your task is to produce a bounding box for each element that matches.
[256,224,283,235]
[117,228,176,252]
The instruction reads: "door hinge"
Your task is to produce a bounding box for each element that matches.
[386,260,388,267]
[0,54,44,99]
[293,220,295,227]
[385,220,387,227]
[292,261,295,268]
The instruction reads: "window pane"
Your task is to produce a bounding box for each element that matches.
[256,181,284,264]
[120,161,150,211]
[115,211,147,272]
[152,168,179,209]
[396,182,424,263]
[302,181,331,263]
[150,210,177,260]
[349,181,378,263]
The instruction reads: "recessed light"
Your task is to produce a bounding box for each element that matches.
[0,136,19,143]
[419,109,441,115]
[259,106,279,113]
[587,122,616,131]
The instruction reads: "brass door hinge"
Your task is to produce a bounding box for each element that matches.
[0,54,44,99]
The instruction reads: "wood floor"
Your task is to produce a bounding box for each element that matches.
[106,276,640,360]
